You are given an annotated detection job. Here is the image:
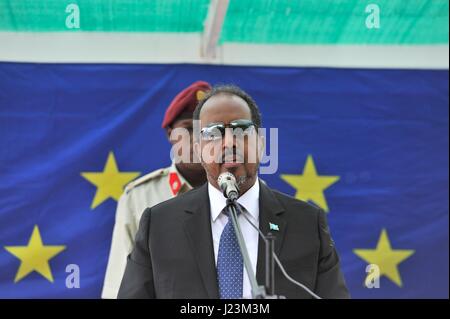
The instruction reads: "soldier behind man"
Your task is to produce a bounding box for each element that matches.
[102,81,211,299]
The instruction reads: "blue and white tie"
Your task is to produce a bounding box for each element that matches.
[217,207,243,299]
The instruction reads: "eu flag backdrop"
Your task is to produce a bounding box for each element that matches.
[0,62,448,298]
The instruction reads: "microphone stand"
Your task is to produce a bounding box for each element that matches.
[265,232,276,296]
[226,197,284,299]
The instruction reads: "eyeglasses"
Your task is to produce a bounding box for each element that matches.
[200,119,256,141]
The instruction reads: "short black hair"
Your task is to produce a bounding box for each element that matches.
[193,84,262,127]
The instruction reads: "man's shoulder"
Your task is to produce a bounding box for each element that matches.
[269,186,324,218]
[140,184,205,224]
[137,185,204,232]
[150,184,205,212]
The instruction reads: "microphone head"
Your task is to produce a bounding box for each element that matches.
[217,172,235,191]
[217,172,239,199]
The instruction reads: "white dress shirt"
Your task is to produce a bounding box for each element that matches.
[208,178,260,299]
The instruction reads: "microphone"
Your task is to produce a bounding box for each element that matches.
[217,172,240,201]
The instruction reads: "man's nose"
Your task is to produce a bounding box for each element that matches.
[223,128,235,149]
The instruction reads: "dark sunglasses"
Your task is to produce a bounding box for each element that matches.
[200,119,256,141]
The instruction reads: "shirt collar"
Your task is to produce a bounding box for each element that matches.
[208,177,260,222]
[169,162,192,195]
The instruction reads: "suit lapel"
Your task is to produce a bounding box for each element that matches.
[256,181,287,285]
[182,181,287,297]
[183,184,219,299]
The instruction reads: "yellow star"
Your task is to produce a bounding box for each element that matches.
[4,225,66,283]
[280,155,340,212]
[81,151,140,209]
[354,229,415,287]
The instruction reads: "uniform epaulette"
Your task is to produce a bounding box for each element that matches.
[125,167,168,193]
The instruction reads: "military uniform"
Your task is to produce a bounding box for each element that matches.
[101,80,211,299]
[101,163,192,299]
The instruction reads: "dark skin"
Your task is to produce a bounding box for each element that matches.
[166,118,207,188]
[194,94,264,196]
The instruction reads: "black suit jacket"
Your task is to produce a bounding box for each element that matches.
[118,181,349,299]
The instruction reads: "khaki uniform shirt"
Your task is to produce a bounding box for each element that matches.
[101,163,192,299]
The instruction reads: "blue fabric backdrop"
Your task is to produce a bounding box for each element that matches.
[0,63,448,298]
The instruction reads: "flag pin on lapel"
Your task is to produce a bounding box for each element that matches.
[269,223,279,231]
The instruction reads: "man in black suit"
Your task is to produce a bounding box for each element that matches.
[118,85,349,299]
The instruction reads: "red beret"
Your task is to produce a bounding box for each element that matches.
[161,81,212,128]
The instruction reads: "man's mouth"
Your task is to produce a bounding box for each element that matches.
[221,154,244,168]
[222,162,241,169]
[222,154,244,163]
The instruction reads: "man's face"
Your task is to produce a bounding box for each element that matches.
[195,94,262,192]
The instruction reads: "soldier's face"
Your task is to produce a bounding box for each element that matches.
[195,94,262,193]
[169,118,204,172]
